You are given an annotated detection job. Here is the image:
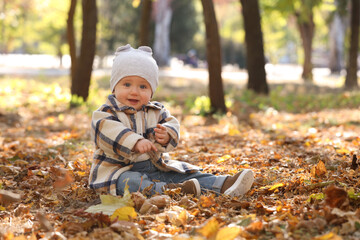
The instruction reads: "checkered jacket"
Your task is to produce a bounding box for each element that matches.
[89,94,201,195]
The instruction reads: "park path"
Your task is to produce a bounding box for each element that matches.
[0,54,346,89]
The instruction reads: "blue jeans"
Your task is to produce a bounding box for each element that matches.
[116,160,227,195]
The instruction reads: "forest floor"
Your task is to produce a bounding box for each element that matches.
[0,70,360,239]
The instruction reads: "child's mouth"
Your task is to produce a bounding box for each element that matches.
[128,99,139,105]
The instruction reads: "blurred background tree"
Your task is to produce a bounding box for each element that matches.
[0,0,358,111]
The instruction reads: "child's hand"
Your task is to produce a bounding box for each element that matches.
[154,124,170,145]
[134,139,157,153]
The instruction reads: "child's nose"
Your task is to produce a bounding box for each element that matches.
[130,86,139,94]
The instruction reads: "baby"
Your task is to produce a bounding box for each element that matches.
[89,44,254,197]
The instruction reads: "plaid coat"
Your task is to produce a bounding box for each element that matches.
[89,94,201,195]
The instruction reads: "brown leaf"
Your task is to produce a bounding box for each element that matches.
[36,212,54,232]
[139,200,159,214]
[148,195,170,209]
[131,192,146,211]
[51,167,74,189]
[0,189,21,206]
[324,185,349,210]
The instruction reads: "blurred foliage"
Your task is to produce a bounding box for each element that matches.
[0,0,346,65]
[1,75,359,116]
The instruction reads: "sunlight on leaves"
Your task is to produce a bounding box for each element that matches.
[217,154,232,163]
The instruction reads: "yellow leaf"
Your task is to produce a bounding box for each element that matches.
[228,126,240,136]
[269,183,284,191]
[111,206,137,221]
[178,210,188,226]
[86,180,133,215]
[312,232,342,240]
[260,183,284,191]
[197,217,219,238]
[217,154,231,163]
[215,226,241,240]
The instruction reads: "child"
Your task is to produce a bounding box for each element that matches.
[89,44,254,197]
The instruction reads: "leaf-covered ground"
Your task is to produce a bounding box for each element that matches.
[1,78,360,240]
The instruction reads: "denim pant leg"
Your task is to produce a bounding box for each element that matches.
[143,161,228,194]
[116,160,228,195]
[116,161,167,195]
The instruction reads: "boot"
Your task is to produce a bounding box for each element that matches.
[221,169,254,197]
[162,178,201,196]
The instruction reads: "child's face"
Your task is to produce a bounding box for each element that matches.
[113,76,152,110]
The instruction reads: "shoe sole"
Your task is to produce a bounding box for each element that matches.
[189,178,201,196]
[224,169,254,197]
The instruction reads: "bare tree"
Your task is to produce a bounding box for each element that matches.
[296,8,315,82]
[139,0,152,47]
[67,0,97,106]
[240,0,268,94]
[201,0,226,114]
[345,0,359,89]
[67,0,77,82]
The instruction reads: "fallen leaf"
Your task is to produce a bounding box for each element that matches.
[86,182,133,215]
[311,160,327,177]
[215,226,241,240]
[111,206,137,221]
[36,212,54,232]
[324,185,349,210]
[197,217,219,238]
[0,189,21,206]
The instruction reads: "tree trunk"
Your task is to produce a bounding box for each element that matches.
[345,0,359,89]
[201,0,226,114]
[296,12,315,82]
[139,0,152,47]
[153,0,172,66]
[70,0,97,105]
[67,0,77,83]
[240,0,269,95]
[329,13,346,73]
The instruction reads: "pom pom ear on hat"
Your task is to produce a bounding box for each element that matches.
[110,44,159,94]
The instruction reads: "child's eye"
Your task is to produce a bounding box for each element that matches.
[124,83,131,87]
[140,85,147,89]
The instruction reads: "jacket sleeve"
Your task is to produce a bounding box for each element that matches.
[157,106,180,152]
[91,106,143,160]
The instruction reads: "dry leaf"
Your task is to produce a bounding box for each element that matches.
[197,217,219,238]
[0,189,21,206]
[139,200,159,214]
[311,160,327,177]
[324,185,349,210]
[148,195,170,209]
[111,206,137,221]
[86,183,133,215]
[215,226,241,240]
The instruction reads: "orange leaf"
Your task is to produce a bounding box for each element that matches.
[311,161,327,178]
[197,217,219,238]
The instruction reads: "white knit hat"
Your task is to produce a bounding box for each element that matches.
[110,44,159,94]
